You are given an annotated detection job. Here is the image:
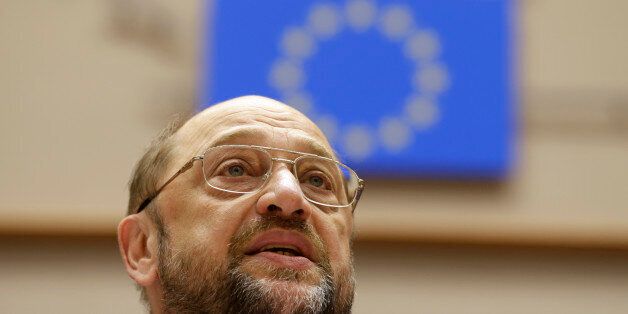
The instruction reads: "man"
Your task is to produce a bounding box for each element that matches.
[117,95,364,313]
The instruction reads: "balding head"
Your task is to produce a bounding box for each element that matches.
[169,95,335,172]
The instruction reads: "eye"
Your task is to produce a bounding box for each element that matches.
[302,171,333,191]
[308,175,324,187]
[227,165,245,177]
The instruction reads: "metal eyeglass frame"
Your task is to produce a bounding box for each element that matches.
[135,144,365,214]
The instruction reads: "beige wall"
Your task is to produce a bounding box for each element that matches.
[0,0,200,232]
[2,238,628,314]
[1,0,628,313]
[1,0,627,245]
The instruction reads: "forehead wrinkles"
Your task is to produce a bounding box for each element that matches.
[191,106,310,138]
[173,105,331,160]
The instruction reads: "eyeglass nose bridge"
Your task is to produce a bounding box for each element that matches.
[266,157,298,179]
[258,157,302,195]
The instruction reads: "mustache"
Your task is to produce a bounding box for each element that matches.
[228,215,328,266]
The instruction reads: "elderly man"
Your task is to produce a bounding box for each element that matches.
[117,96,364,313]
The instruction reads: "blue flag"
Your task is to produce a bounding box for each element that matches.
[201,0,516,178]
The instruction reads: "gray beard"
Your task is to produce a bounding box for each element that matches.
[157,216,354,314]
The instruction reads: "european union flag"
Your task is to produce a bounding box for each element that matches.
[201,0,516,178]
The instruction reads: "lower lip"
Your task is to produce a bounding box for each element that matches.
[249,251,315,270]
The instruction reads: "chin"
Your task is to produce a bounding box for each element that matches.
[237,271,333,314]
[231,259,334,312]
[258,276,324,294]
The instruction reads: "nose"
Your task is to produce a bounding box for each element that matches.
[255,167,312,221]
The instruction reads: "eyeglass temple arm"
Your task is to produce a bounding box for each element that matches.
[350,179,365,213]
[136,156,203,213]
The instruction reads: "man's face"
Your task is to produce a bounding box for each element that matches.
[152,99,355,313]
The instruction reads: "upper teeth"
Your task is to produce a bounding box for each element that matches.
[261,245,299,255]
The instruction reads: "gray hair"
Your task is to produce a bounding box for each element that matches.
[127,116,187,216]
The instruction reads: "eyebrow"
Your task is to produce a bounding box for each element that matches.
[207,126,335,159]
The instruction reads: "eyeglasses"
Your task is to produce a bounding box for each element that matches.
[136,144,365,214]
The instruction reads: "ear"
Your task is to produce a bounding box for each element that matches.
[117,214,159,287]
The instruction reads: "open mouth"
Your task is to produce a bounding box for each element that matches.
[243,229,317,269]
[257,245,303,257]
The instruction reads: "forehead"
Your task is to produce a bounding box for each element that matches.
[208,125,333,159]
[174,97,335,161]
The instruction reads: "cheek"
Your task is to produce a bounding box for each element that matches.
[161,188,254,260]
[317,211,354,270]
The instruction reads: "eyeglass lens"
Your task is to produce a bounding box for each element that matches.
[201,146,358,207]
